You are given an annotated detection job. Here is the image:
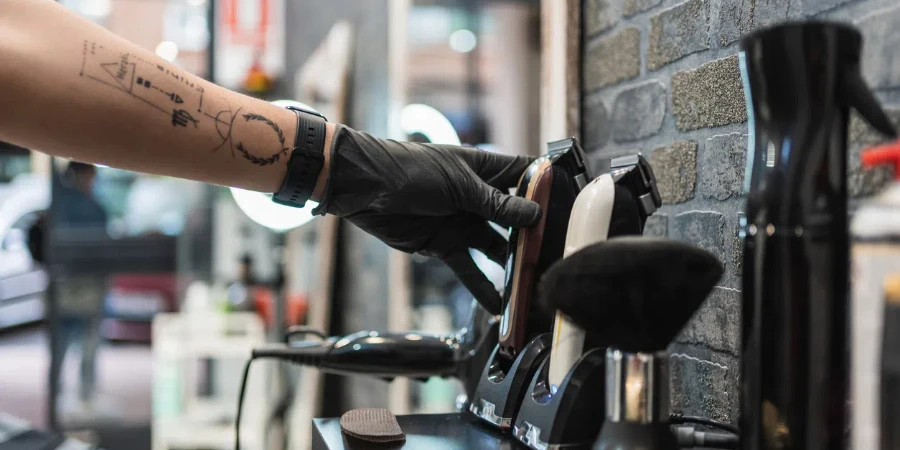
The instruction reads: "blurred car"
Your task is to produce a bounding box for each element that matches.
[0,174,49,330]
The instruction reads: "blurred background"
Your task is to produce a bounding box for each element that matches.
[0,1,541,449]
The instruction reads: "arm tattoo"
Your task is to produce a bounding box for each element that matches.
[234,113,289,166]
[79,40,290,167]
[242,113,285,146]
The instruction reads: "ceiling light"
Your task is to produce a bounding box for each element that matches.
[449,29,477,53]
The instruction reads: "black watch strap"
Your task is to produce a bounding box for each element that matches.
[272,106,328,208]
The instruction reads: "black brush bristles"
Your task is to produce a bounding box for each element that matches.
[537,237,723,351]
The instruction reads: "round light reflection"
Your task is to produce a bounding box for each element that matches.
[449,29,477,53]
[400,104,461,146]
[79,0,112,19]
[155,41,179,62]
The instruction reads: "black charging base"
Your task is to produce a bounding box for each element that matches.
[468,334,551,432]
[512,347,606,449]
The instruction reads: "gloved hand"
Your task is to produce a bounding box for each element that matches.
[312,125,541,314]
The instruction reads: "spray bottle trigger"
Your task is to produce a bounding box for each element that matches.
[862,140,900,179]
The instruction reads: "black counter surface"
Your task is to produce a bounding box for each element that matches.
[312,413,525,450]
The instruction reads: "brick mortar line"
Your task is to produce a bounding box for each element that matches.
[584,26,624,45]
[587,121,749,156]
[854,1,900,21]
[583,7,644,49]
[814,0,867,16]
[670,352,730,371]
[672,339,741,357]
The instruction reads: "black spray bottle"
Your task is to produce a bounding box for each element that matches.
[881,275,900,450]
[738,22,897,450]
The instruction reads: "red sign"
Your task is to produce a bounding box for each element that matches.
[222,0,269,47]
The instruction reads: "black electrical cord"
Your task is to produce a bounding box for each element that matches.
[669,413,739,435]
[703,432,739,448]
[283,326,327,344]
[235,356,256,450]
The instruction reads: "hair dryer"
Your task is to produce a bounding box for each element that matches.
[252,300,497,403]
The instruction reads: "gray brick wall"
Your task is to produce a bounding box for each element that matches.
[581,0,900,425]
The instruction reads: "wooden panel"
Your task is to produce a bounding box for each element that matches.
[540,0,581,144]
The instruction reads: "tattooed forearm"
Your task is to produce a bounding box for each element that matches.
[78,39,290,167]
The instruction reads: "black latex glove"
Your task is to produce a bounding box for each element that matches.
[312,125,541,314]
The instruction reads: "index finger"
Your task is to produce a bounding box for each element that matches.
[433,145,533,190]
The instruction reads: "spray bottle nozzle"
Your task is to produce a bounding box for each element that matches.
[844,70,898,140]
[861,140,900,179]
